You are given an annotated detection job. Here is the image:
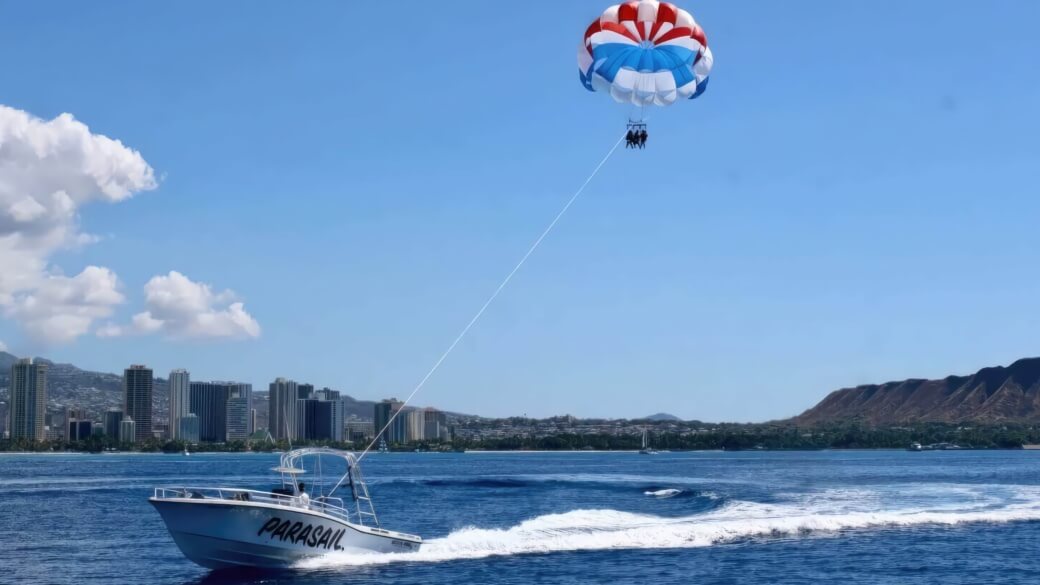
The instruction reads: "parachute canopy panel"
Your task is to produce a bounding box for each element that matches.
[578,0,713,106]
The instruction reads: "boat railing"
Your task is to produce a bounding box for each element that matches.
[152,487,357,523]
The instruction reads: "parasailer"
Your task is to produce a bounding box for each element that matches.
[625,122,648,149]
[578,0,713,148]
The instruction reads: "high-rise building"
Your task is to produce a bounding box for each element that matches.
[374,399,406,444]
[296,398,342,441]
[123,365,153,443]
[423,408,449,441]
[188,381,250,442]
[168,369,190,440]
[296,399,319,440]
[393,415,409,443]
[298,384,315,400]
[314,389,344,442]
[120,417,137,443]
[67,416,93,442]
[104,409,124,438]
[179,413,200,443]
[251,408,257,436]
[269,378,299,440]
[406,409,425,442]
[225,384,253,442]
[92,423,105,437]
[189,382,226,442]
[9,358,47,442]
[65,408,88,441]
[345,420,375,443]
[329,400,343,442]
[314,387,340,401]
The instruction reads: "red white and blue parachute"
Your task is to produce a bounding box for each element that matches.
[578,0,713,106]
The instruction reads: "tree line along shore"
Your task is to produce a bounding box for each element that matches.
[3,421,1039,453]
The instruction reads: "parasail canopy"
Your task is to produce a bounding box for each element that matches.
[578,0,713,107]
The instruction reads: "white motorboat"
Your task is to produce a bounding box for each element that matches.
[150,447,421,569]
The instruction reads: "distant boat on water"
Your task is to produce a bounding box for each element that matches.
[909,442,962,451]
[639,430,658,455]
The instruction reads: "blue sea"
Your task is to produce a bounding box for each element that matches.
[2,450,1040,584]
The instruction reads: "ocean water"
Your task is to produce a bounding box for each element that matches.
[2,450,1040,584]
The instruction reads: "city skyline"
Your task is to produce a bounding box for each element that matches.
[3,360,372,444]
[18,357,456,445]
[0,349,645,426]
[14,354,1040,450]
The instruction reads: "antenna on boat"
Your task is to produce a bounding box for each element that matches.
[356,134,626,462]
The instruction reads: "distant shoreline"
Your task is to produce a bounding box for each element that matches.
[0,451,88,456]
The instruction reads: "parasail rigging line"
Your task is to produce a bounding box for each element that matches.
[358,133,627,461]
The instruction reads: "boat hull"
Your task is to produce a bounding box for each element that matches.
[150,498,420,569]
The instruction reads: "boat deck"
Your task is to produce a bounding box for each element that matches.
[152,486,421,542]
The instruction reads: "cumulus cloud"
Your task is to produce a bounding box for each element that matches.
[0,105,156,343]
[4,266,124,344]
[100,271,260,340]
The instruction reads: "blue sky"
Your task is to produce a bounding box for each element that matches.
[1,1,1039,421]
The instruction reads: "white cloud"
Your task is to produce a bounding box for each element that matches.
[131,310,165,333]
[101,271,260,340]
[0,105,156,343]
[0,340,7,352]
[5,266,124,344]
[94,322,122,339]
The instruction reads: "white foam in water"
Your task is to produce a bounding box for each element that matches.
[644,488,683,498]
[297,484,1040,569]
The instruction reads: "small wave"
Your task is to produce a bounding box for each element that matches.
[422,479,533,489]
[298,487,1040,569]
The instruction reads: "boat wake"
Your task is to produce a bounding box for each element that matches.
[298,484,1040,569]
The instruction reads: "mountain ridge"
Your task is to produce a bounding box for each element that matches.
[642,412,681,421]
[795,357,1040,425]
